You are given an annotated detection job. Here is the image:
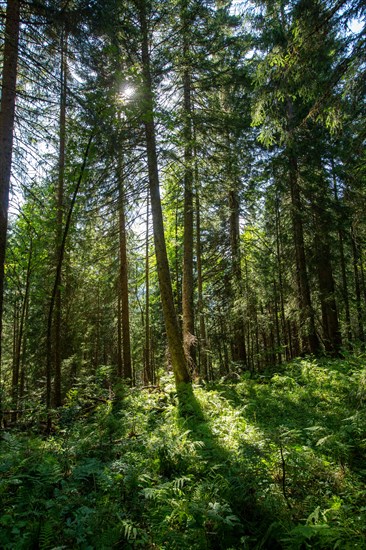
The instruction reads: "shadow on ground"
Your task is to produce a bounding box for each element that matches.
[171,383,288,549]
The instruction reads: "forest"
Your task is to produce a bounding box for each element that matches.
[0,0,365,548]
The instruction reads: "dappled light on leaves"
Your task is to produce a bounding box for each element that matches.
[1,356,366,548]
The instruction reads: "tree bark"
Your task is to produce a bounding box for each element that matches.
[229,187,247,366]
[332,160,352,345]
[12,240,32,418]
[138,0,190,387]
[313,226,342,355]
[311,191,342,355]
[286,99,319,355]
[19,304,28,401]
[11,300,19,421]
[351,226,365,344]
[181,0,195,368]
[0,0,20,399]
[275,195,289,360]
[273,281,282,364]
[46,134,93,417]
[144,194,153,384]
[288,152,319,355]
[54,29,68,407]
[196,187,208,379]
[117,293,123,376]
[117,147,132,382]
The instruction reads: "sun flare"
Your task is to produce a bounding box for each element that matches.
[119,84,135,100]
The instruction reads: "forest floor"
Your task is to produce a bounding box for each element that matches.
[1,355,366,549]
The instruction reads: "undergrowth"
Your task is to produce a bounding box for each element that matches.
[1,355,365,548]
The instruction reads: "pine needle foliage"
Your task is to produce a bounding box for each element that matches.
[1,356,365,548]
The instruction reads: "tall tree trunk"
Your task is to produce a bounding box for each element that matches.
[181,0,195,368]
[229,186,247,366]
[275,193,289,360]
[117,148,132,382]
[351,226,365,345]
[254,305,260,370]
[218,309,229,376]
[288,151,319,354]
[287,325,294,359]
[144,194,153,384]
[338,227,352,344]
[54,29,68,407]
[286,99,319,355]
[311,199,342,355]
[138,0,190,387]
[225,121,246,367]
[314,230,342,355]
[193,126,208,379]
[359,247,366,308]
[196,187,208,380]
[46,135,93,420]
[273,282,281,364]
[0,0,20,422]
[19,307,28,401]
[11,300,19,421]
[174,200,182,314]
[94,289,100,370]
[243,253,253,370]
[332,160,352,344]
[117,293,123,376]
[12,240,32,418]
